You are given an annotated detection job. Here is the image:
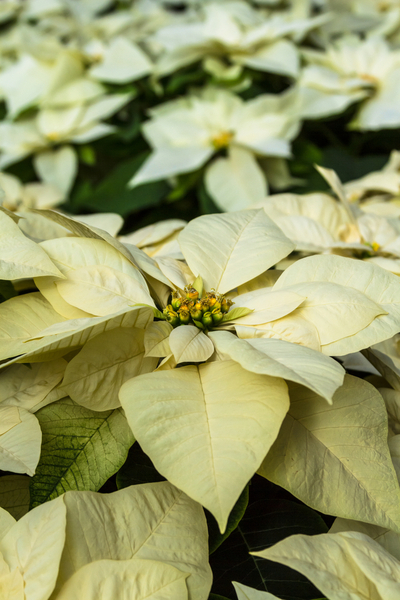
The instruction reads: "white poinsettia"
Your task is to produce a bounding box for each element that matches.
[294,35,400,129]
[4,208,400,533]
[128,86,300,210]
[150,0,326,78]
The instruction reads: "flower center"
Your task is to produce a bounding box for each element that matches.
[211,131,234,150]
[163,285,234,330]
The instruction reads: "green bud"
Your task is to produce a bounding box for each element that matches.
[171,297,182,310]
[165,310,180,327]
[202,311,213,328]
[211,309,223,324]
[193,319,205,330]
[186,287,199,301]
[190,308,202,321]
[179,309,190,325]
[221,298,233,313]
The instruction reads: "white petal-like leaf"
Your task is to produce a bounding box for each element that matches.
[55,265,155,316]
[255,531,390,600]
[0,409,41,476]
[178,210,294,294]
[169,326,214,364]
[274,255,400,354]
[209,331,344,403]
[144,321,173,357]
[56,558,188,600]
[54,482,212,600]
[0,211,63,280]
[233,581,283,600]
[60,328,157,411]
[205,147,268,212]
[119,361,289,532]
[275,281,386,347]
[259,376,400,532]
[0,306,153,369]
[0,495,66,600]
[33,145,78,196]
[0,359,66,411]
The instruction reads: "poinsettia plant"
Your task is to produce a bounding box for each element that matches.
[1,203,400,598]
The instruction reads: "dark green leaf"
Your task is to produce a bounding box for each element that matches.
[30,398,134,507]
[210,495,327,600]
[73,153,169,216]
[167,169,203,201]
[198,180,220,215]
[209,595,231,600]
[116,442,165,489]
[0,280,16,303]
[78,145,96,166]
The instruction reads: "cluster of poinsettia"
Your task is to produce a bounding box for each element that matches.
[3,194,400,597]
[3,0,400,214]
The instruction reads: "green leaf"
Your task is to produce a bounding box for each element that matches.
[73,153,169,217]
[0,280,16,303]
[0,474,30,519]
[207,485,249,554]
[153,307,166,320]
[210,496,327,600]
[221,307,253,323]
[167,169,203,201]
[198,180,220,215]
[29,398,134,508]
[78,145,96,166]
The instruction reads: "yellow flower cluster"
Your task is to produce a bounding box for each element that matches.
[163,285,233,330]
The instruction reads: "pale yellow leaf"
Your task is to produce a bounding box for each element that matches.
[0,306,153,369]
[255,531,383,600]
[276,281,386,346]
[55,558,188,600]
[0,507,16,539]
[169,326,214,364]
[55,265,155,316]
[228,288,305,325]
[178,210,294,294]
[54,482,212,600]
[0,359,67,411]
[259,376,400,532]
[330,517,400,562]
[61,328,157,411]
[209,331,345,403]
[274,255,400,355]
[0,407,21,436]
[144,321,173,358]
[233,581,283,600]
[0,409,41,476]
[119,361,289,532]
[0,495,66,600]
[0,293,67,362]
[0,211,63,280]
